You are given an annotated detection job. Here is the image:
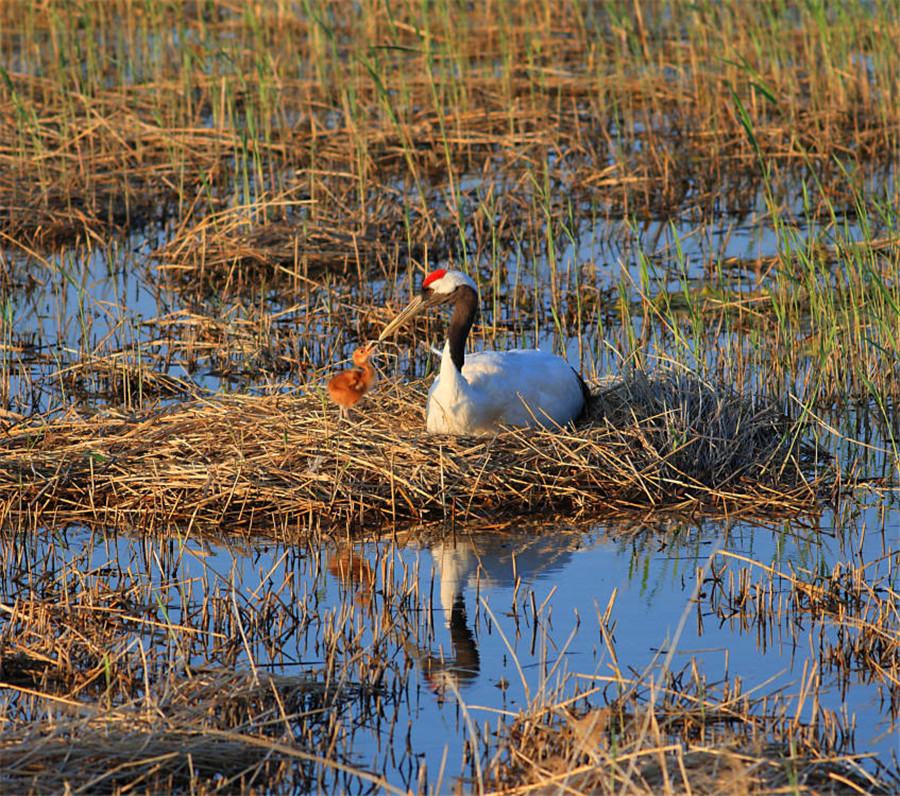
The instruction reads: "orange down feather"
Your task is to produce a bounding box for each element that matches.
[327,343,378,420]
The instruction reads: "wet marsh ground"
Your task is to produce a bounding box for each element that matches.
[1,1,899,793]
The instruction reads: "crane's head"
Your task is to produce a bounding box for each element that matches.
[378,269,478,341]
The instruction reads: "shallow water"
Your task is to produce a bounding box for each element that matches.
[4,491,895,790]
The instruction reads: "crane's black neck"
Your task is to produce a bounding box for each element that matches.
[447,285,478,372]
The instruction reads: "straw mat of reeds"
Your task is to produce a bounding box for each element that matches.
[0,371,830,537]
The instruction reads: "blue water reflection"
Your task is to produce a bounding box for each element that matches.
[10,490,892,789]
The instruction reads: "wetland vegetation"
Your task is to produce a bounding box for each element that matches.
[0,0,898,793]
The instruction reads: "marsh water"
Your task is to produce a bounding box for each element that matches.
[6,496,898,789]
[3,197,898,790]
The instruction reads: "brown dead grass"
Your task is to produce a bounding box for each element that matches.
[2,1,897,252]
[487,698,895,795]
[0,660,395,794]
[483,531,900,796]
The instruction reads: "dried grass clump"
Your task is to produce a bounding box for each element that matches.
[58,356,196,404]
[589,368,822,494]
[153,192,445,297]
[0,187,141,250]
[0,668,382,795]
[155,217,391,294]
[486,672,897,796]
[0,370,830,537]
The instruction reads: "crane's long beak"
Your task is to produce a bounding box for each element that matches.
[378,294,430,341]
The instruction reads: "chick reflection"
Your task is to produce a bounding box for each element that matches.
[327,547,376,607]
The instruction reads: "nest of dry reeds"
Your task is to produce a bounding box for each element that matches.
[588,367,825,493]
[0,369,830,537]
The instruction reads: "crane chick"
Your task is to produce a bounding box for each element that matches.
[327,342,378,421]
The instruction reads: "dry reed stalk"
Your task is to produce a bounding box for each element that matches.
[479,541,897,796]
[0,666,393,795]
[707,550,900,716]
[3,2,897,251]
[0,526,417,792]
[483,538,900,795]
[0,370,830,537]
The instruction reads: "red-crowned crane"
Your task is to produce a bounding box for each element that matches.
[327,342,378,421]
[378,269,588,435]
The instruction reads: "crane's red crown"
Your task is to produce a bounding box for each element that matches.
[422,269,448,288]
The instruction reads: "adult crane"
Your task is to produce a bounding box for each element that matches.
[379,269,587,435]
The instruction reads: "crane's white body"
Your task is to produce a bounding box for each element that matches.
[426,341,585,435]
[379,269,587,436]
